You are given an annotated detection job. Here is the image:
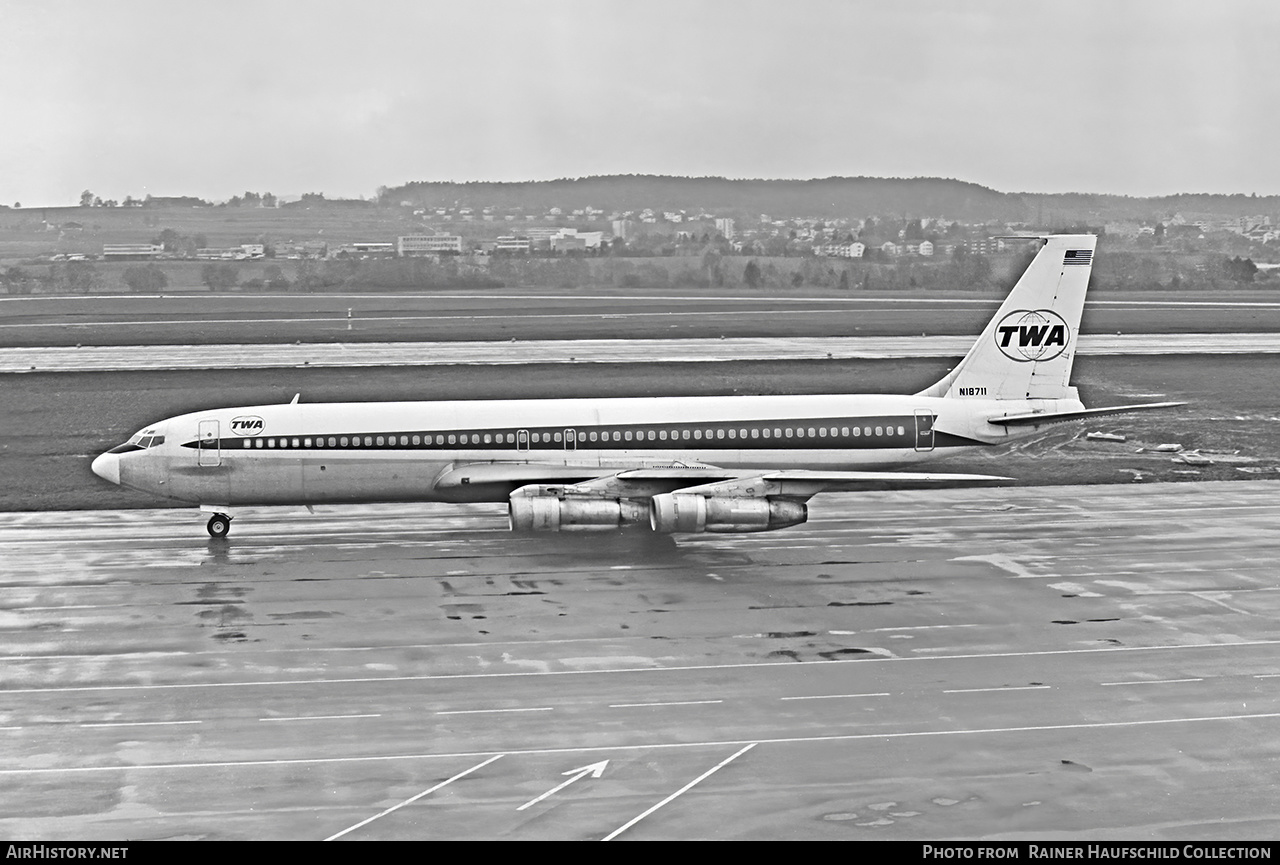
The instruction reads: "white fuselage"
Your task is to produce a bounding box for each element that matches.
[98,392,1075,508]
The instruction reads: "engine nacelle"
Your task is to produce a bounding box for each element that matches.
[649,494,807,534]
[508,495,649,532]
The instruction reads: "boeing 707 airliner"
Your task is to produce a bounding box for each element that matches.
[91,234,1181,537]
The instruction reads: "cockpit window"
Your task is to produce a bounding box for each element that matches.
[123,429,164,450]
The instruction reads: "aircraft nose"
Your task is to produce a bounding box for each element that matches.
[91,452,121,485]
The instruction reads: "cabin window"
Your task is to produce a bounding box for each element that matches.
[875,427,883,436]
[411,435,420,445]
[807,427,816,437]
[588,431,597,442]
[659,430,667,440]
[624,431,632,441]
[374,436,382,446]
[762,428,771,439]
[694,429,702,439]
[785,428,793,437]
[645,430,654,441]
[716,429,724,439]
[841,427,850,436]
[728,429,736,439]
[852,427,861,437]
[483,434,491,444]
[303,438,312,447]
[327,437,335,447]
[255,438,264,448]
[897,426,905,436]
[773,428,782,438]
[554,432,563,443]
[819,428,827,438]
[750,428,758,439]
[267,438,277,448]
[864,427,872,436]
[682,430,690,440]
[447,434,456,444]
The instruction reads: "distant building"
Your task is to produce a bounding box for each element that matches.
[103,243,163,261]
[816,242,865,259]
[196,244,266,261]
[495,236,531,253]
[715,218,735,240]
[398,235,463,256]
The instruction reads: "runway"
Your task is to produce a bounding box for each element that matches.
[3,480,1279,840]
[6,332,1280,372]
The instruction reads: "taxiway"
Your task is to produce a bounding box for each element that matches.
[2,481,1279,840]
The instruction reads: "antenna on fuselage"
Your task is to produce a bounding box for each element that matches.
[290,393,301,404]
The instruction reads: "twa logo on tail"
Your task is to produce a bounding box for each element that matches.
[994,309,1070,362]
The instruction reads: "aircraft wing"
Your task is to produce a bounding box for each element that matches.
[508,466,1009,502]
[432,461,733,491]
[987,401,1186,428]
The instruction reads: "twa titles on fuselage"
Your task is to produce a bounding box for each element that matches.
[91,235,1182,538]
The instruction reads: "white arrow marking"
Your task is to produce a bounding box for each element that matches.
[517,760,609,811]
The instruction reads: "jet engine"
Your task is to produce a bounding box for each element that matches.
[508,495,649,532]
[648,493,807,534]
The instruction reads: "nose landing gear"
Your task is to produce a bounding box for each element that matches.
[206,513,232,538]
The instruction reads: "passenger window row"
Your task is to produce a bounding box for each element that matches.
[227,423,910,450]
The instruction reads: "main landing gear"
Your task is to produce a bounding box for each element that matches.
[206,513,232,539]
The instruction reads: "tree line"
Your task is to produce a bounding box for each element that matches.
[0,253,1270,296]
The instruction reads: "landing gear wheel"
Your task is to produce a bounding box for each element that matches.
[206,513,232,538]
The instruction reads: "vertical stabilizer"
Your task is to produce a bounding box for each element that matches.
[917,234,1097,401]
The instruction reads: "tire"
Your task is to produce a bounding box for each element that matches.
[207,514,231,538]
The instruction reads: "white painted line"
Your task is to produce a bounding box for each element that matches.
[943,686,1053,694]
[1254,674,1280,679]
[870,624,981,632]
[779,693,890,701]
[79,720,203,728]
[324,753,504,841]
[1100,678,1204,687]
[601,743,758,841]
[7,639,1278,694]
[260,714,381,722]
[609,700,724,708]
[5,711,1280,776]
[436,707,554,716]
[0,726,22,731]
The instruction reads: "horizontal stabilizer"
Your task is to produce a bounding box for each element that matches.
[987,402,1186,427]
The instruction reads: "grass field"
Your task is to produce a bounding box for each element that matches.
[5,290,1280,348]
[1,355,1274,513]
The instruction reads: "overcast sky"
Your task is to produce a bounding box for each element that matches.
[2,0,1276,206]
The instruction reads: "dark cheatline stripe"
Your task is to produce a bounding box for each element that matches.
[178,414,988,453]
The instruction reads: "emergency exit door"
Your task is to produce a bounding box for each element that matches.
[198,419,221,466]
[914,410,935,452]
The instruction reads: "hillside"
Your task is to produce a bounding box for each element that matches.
[379,175,1024,221]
